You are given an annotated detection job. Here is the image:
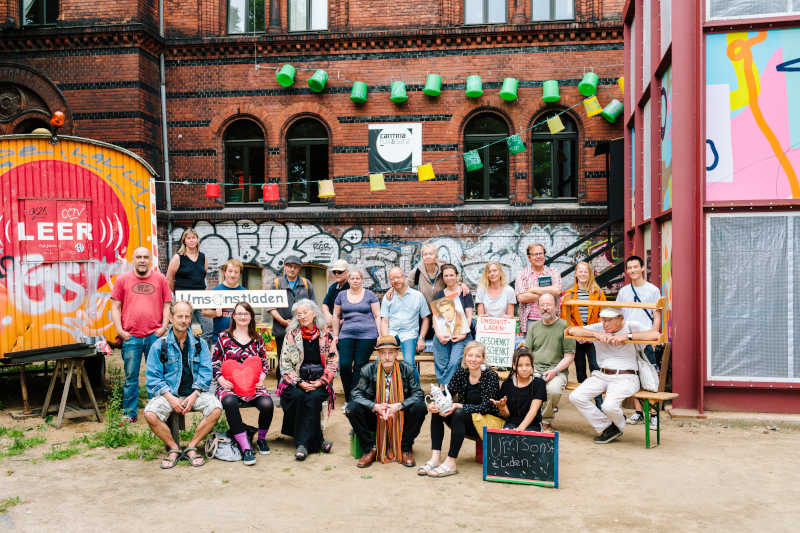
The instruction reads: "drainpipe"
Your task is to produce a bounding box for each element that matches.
[159,0,173,259]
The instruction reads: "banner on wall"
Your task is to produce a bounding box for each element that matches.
[475,316,516,368]
[368,123,422,173]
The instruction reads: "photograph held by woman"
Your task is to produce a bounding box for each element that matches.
[431,263,474,387]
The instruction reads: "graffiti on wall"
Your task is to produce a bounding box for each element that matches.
[661,66,673,210]
[706,29,800,200]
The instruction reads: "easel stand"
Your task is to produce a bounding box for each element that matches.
[41,357,102,428]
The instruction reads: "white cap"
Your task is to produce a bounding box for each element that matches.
[599,307,623,318]
[330,259,349,271]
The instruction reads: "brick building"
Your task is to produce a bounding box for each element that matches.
[1,0,624,296]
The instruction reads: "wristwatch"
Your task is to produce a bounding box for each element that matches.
[627,333,633,341]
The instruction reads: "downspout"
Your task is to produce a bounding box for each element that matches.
[159,0,173,259]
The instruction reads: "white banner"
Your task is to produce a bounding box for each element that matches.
[368,123,422,173]
[175,290,288,309]
[475,316,517,368]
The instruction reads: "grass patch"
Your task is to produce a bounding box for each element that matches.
[43,446,82,460]
[1,435,47,457]
[0,497,21,513]
[92,367,135,449]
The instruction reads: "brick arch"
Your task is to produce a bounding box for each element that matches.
[0,62,73,135]
[527,105,584,199]
[458,106,515,201]
[209,112,269,191]
[279,111,334,195]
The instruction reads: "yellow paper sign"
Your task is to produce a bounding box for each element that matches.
[583,96,602,117]
[547,115,565,134]
[617,76,625,94]
[318,179,336,198]
[417,164,435,182]
[369,173,386,192]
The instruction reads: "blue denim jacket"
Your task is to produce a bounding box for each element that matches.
[145,329,212,398]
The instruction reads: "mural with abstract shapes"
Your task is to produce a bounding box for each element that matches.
[660,66,673,210]
[706,29,800,200]
[661,220,672,341]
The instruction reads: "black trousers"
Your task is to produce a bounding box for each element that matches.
[345,400,427,452]
[430,408,480,459]
[574,342,599,382]
[280,384,327,452]
[220,395,274,436]
[274,334,285,376]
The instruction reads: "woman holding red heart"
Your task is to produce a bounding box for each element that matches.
[212,302,273,466]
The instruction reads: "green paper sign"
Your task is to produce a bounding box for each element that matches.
[464,150,483,172]
[507,134,526,155]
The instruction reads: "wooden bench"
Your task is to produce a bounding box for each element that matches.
[369,351,434,375]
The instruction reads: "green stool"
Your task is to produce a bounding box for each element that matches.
[350,431,376,459]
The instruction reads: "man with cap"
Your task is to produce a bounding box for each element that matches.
[322,258,349,322]
[346,335,427,468]
[567,306,659,443]
[268,255,316,365]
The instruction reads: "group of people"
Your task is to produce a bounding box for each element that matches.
[110,230,664,470]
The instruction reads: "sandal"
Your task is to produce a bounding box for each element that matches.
[321,441,333,454]
[417,460,439,476]
[295,444,308,461]
[428,463,458,478]
[183,446,205,468]
[160,449,182,470]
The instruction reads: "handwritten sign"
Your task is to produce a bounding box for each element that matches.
[482,427,558,488]
[175,290,288,309]
[475,316,516,368]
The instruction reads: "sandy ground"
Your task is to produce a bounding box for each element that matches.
[1,354,799,533]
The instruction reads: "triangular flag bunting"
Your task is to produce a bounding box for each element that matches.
[418,164,435,182]
[318,179,335,198]
[583,96,602,117]
[547,115,565,134]
[369,173,386,191]
[507,134,526,155]
[463,150,483,172]
[618,76,625,94]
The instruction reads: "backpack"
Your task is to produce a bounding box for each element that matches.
[204,432,242,461]
[274,276,310,292]
[159,332,202,365]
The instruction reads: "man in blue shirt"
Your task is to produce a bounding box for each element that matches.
[380,267,430,373]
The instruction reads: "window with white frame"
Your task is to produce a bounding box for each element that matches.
[531,0,574,21]
[227,0,266,33]
[708,0,800,20]
[464,0,506,24]
[289,0,328,31]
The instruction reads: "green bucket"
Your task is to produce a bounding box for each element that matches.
[424,74,442,96]
[350,81,368,104]
[578,72,599,97]
[390,81,408,103]
[276,64,296,87]
[600,99,624,124]
[507,134,526,155]
[464,150,483,172]
[465,75,483,98]
[499,77,518,101]
[542,80,560,102]
[308,69,328,93]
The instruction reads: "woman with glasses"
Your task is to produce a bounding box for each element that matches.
[212,301,273,466]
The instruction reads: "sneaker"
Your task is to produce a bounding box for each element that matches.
[649,414,659,431]
[242,448,256,466]
[121,415,137,424]
[255,439,271,455]
[626,412,644,425]
[593,424,623,444]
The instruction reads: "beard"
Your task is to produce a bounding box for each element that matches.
[540,310,554,321]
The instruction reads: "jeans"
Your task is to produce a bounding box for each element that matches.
[346,400,427,452]
[433,336,470,386]
[121,333,159,419]
[338,338,377,402]
[397,336,420,380]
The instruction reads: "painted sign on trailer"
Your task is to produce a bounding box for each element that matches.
[0,135,157,357]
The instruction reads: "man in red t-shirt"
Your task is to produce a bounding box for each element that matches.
[111,247,172,422]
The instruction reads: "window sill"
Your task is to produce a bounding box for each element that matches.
[531,197,579,204]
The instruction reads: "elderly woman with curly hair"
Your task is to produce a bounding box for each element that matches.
[277,298,339,460]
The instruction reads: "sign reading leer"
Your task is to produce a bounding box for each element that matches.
[175,290,288,309]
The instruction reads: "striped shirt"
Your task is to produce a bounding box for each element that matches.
[577,288,590,325]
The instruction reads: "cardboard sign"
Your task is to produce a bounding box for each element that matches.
[475,316,516,368]
[483,427,558,488]
[175,290,288,309]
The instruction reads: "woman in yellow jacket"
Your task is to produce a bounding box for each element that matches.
[561,261,607,382]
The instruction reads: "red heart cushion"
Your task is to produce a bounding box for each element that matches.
[220,357,262,398]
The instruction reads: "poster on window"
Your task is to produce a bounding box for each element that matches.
[368,123,422,173]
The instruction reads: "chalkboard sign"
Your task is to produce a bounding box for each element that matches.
[482,427,558,488]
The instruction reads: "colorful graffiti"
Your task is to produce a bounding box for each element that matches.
[706,29,800,200]
[660,220,672,341]
[660,66,673,210]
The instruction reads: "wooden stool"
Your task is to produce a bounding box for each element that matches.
[41,357,102,428]
[166,411,186,450]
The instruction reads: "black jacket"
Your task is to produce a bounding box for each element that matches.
[351,360,425,411]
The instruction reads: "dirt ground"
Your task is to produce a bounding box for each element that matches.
[0,354,798,533]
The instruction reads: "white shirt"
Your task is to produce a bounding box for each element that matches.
[475,285,517,317]
[616,282,661,327]
[585,321,648,371]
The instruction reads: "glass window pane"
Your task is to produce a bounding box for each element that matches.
[487,0,506,23]
[290,0,307,31]
[288,145,308,202]
[533,140,553,198]
[228,0,246,33]
[464,141,484,200]
[247,145,265,202]
[248,0,266,32]
[642,0,651,91]
[531,0,551,21]
[660,0,672,54]
[487,142,508,199]
[224,119,263,140]
[465,0,484,23]
[311,0,328,30]
[465,114,508,135]
[554,139,575,197]
[46,0,59,23]
[554,0,573,19]
[288,118,327,139]
[226,145,246,202]
[709,0,790,19]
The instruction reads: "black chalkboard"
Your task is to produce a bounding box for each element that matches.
[482,427,558,487]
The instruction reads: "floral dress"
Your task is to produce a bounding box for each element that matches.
[212,331,270,402]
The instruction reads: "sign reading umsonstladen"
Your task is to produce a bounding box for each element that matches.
[175,290,288,309]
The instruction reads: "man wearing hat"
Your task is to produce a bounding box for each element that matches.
[346,335,427,468]
[567,307,659,443]
[322,258,349,322]
[268,255,316,365]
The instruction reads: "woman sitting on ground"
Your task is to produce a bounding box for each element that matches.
[277,298,338,460]
[421,340,499,478]
[491,346,547,432]
[212,302,273,467]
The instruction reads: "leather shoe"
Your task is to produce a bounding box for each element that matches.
[401,451,416,467]
[357,448,377,468]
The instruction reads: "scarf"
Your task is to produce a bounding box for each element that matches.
[300,324,319,341]
[375,360,405,464]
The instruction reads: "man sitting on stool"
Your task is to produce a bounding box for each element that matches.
[346,335,427,468]
[568,307,659,443]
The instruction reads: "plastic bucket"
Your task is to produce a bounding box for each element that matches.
[276,64,296,87]
[465,75,483,98]
[308,69,328,93]
[600,99,624,124]
[423,74,442,96]
[499,78,519,101]
[542,80,560,102]
[578,72,599,97]
[390,81,408,103]
[350,81,368,104]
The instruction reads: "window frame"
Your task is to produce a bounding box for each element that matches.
[288,0,328,32]
[223,120,265,205]
[463,113,510,202]
[286,119,329,205]
[530,113,579,201]
[706,0,800,21]
[530,0,575,22]
[226,0,266,35]
[19,0,59,26]
[464,0,507,25]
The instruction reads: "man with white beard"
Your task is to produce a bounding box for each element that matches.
[523,293,575,432]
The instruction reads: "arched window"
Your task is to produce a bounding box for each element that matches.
[224,119,265,204]
[463,112,509,201]
[531,112,578,199]
[287,118,329,203]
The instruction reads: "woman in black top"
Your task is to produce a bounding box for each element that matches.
[491,346,547,432]
[421,340,499,478]
[166,228,210,341]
